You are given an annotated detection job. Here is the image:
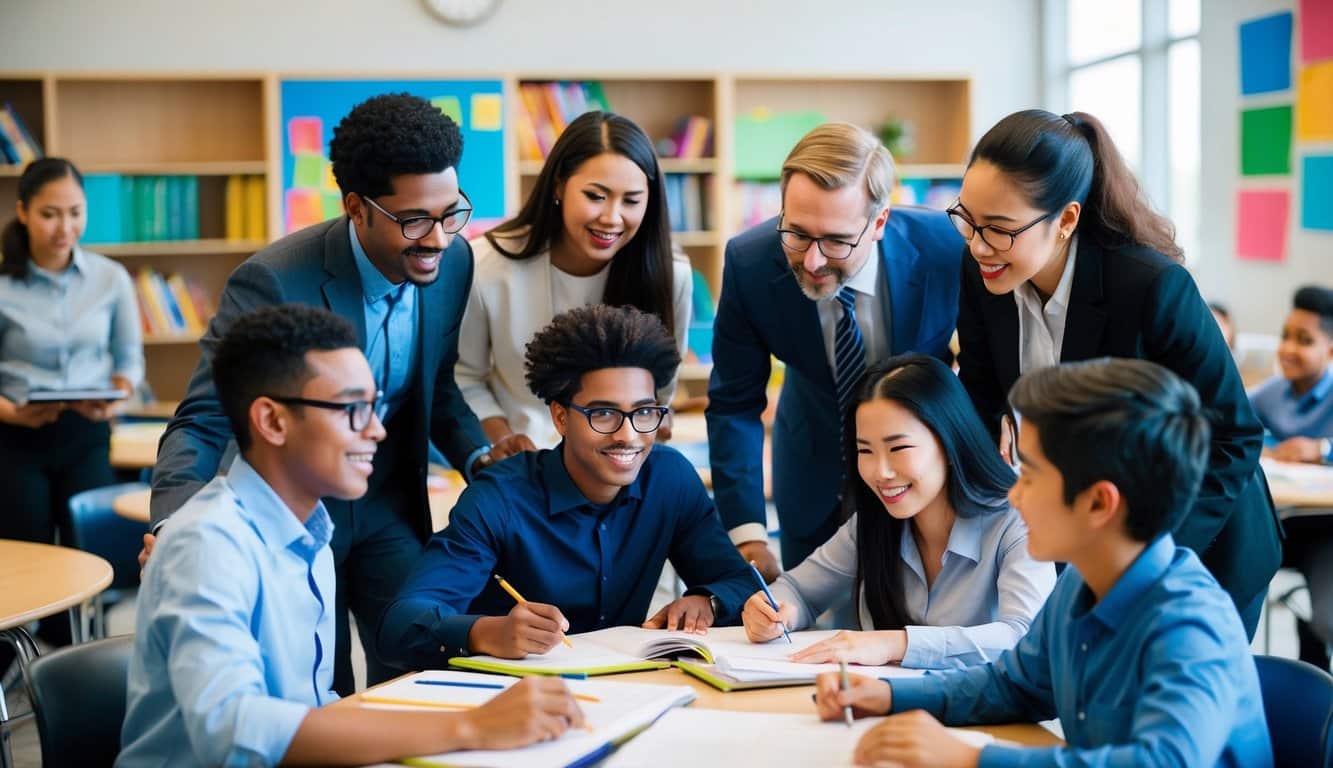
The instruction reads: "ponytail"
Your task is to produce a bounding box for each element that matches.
[969,109,1183,263]
[0,218,30,279]
[0,157,85,280]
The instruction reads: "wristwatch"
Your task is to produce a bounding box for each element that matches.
[470,446,494,475]
[707,594,723,621]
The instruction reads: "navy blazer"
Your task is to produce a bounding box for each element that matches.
[955,238,1283,609]
[150,216,487,539]
[706,207,963,549]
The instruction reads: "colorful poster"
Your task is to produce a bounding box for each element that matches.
[1241,105,1293,175]
[1297,61,1333,141]
[1301,155,1333,231]
[1236,189,1291,262]
[1239,12,1294,95]
[1299,0,1333,63]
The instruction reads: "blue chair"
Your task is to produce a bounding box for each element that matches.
[1255,654,1333,767]
[67,482,149,637]
[25,634,133,766]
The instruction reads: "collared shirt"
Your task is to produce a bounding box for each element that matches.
[0,247,143,402]
[888,534,1271,767]
[1014,236,1078,375]
[377,444,755,667]
[768,506,1055,669]
[816,251,886,373]
[349,220,418,422]
[1249,365,1333,462]
[118,457,338,768]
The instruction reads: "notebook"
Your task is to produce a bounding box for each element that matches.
[357,670,696,768]
[602,708,995,768]
[676,654,925,692]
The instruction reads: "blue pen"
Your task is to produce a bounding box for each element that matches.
[748,560,792,644]
[415,679,505,690]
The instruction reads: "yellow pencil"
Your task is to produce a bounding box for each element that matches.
[493,573,575,648]
[363,691,601,707]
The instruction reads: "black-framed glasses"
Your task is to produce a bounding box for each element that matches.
[775,213,872,260]
[945,202,1053,253]
[565,403,670,434]
[363,191,473,240]
[269,391,386,432]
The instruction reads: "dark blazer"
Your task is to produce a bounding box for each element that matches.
[956,238,1283,609]
[150,216,487,539]
[706,208,963,562]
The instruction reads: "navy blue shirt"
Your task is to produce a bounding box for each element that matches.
[378,444,755,668]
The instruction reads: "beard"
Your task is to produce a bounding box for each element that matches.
[789,262,848,301]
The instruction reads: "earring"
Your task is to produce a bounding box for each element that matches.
[1059,232,1067,240]
[554,197,561,206]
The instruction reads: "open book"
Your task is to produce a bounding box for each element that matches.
[358,670,696,768]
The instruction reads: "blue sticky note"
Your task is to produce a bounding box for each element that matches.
[1239,12,1293,95]
[1301,155,1333,231]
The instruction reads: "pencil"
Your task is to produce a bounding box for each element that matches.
[839,659,854,727]
[493,573,575,648]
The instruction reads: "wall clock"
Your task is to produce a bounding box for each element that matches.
[422,0,500,27]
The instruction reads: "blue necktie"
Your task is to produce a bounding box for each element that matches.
[380,286,403,394]
[834,286,867,416]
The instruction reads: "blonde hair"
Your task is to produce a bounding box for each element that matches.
[780,123,895,216]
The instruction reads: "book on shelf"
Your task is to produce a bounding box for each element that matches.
[657,115,713,160]
[0,103,42,166]
[664,174,709,232]
[83,174,200,243]
[517,81,614,161]
[132,267,211,337]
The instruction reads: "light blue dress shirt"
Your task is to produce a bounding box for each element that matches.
[768,506,1055,669]
[1249,366,1333,462]
[118,457,338,768]
[0,247,143,402]
[888,534,1272,767]
[349,220,418,422]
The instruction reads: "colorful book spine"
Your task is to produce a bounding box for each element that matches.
[243,175,266,241]
[225,175,246,240]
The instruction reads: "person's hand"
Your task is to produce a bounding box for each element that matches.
[138,532,156,572]
[469,602,570,658]
[1271,436,1326,464]
[738,541,779,583]
[852,710,983,768]
[68,399,115,422]
[998,413,1016,467]
[456,677,586,750]
[2,401,62,428]
[490,433,538,460]
[643,594,714,634]
[789,630,908,666]
[741,591,797,643]
[814,671,892,721]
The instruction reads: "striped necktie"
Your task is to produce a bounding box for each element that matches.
[834,286,868,415]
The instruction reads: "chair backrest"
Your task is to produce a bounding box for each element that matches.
[1255,654,1333,768]
[26,634,134,765]
[67,481,149,591]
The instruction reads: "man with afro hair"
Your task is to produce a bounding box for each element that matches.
[150,93,515,694]
[379,304,754,667]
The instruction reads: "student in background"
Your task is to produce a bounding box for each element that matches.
[379,305,753,667]
[1248,283,1333,669]
[815,359,1271,768]
[457,110,690,452]
[708,122,963,581]
[0,157,143,669]
[740,354,1054,669]
[119,305,583,768]
[951,109,1281,638]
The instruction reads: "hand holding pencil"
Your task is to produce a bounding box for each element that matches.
[467,574,573,659]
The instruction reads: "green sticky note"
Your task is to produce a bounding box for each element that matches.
[293,153,325,188]
[321,190,344,220]
[1241,105,1293,176]
[431,96,463,125]
[733,110,827,180]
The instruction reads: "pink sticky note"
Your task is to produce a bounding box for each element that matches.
[285,188,324,234]
[1236,189,1290,262]
[288,117,323,155]
[1301,0,1333,63]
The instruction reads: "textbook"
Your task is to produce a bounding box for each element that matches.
[357,670,695,768]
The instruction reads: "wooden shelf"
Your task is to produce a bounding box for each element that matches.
[90,239,267,257]
[679,362,713,381]
[518,157,716,176]
[143,331,202,346]
[672,231,718,247]
[0,166,23,177]
[77,161,266,176]
[898,163,965,179]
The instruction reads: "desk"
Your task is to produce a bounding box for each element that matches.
[110,421,167,470]
[1262,458,1333,515]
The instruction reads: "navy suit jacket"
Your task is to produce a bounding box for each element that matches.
[706,207,963,546]
[150,216,487,540]
[955,238,1283,609]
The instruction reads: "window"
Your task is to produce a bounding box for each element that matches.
[1045,0,1201,262]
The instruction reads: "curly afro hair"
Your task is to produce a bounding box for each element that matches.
[329,93,463,199]
[524,304,681,405]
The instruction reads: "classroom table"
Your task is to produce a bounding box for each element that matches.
[109,420,168,470]
[1262,457,1333,516]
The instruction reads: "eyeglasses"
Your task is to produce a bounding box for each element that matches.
[775,213,872,261]
[565,403,670,434]
[945,202,1053,253]
[362,192,473,240]
[268,391,386,432]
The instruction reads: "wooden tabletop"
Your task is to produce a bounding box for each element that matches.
[0,540,114,631]
[1262,458,1333,513]
[110,420,168,470]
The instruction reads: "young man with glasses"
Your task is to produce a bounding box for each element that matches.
[149,93,510,694]
[378,305,754,665]
[707,122,964,582]
[120,305,586,767]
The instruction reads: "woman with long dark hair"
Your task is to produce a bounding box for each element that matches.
[456,110,689,453]
[741,354,1054,669]
[950,109,1281,638]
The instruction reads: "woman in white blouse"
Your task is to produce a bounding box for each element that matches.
[458,111,690,453]
[741,354,1055,669]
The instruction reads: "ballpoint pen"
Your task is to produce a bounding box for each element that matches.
[839,658,854,727]
[747,560,792,644]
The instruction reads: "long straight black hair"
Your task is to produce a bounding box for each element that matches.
[843,354,1016,630]
[969,109,1183,262]
[1,157,84,279]
[485,110,675,336]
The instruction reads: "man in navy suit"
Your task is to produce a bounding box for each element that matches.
[148,94,513,694]
[707,123,964,580]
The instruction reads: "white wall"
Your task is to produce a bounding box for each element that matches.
[0,0,1041,146]
[1196,0,1332,336]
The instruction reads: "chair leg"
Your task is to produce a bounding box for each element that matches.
[0,627,40,768]
[94,594,106,640]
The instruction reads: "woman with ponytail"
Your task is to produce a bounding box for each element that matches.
[949,109,1280,638]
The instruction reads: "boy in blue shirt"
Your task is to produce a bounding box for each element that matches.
[814,358,1271,767]
[119,305,583,767]
[378,304,754,666]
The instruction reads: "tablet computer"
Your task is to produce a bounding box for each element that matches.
[26,388,130,403]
